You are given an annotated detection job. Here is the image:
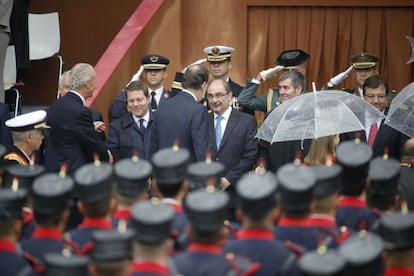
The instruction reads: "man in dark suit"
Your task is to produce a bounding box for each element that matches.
[341,75,409,160]
[45,63,109,175]
[206,79,257,220]
[106,80,153,161]
[109,54,170,120]
[150,64,209,162]
[204,45,254,115]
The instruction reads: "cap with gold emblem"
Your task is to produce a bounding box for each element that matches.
[203,45,235,62]
[351,52,378,69]
[5,110,49,132]
[140,54,170,70]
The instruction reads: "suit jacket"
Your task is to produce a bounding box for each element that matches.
[340,108,409,160]
[0,103,13,149]
[45,92,109,175]
[90,108,105,141]
[150,91,208,162]
[208,109,257,208]
[106,112,154,161]
[109,88,169,120]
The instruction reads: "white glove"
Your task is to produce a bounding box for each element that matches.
[328,65,353,87]
[259,65,284,81]
[183,58,207,72]
[128,65,144,83]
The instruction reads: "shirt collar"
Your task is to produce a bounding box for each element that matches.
[182,89,198,101]
[215,106,232,120]
[133,110,150,124]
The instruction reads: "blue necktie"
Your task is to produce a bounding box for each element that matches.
[138,118,146,141]
[215,115,223,148]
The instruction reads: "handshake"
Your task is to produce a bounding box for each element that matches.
[259,65,285,82]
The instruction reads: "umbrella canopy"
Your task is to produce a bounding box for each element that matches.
[256,90,384,143]
[385,82,414,138]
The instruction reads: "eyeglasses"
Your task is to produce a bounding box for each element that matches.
[206,92,229,100]
[364,94,386,100]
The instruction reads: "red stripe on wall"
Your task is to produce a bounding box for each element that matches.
[86,0,165,107]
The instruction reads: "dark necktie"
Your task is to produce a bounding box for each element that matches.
[138,118,146,140]
[150,91,157,111]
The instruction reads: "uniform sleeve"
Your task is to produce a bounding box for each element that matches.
[237,80,268,113]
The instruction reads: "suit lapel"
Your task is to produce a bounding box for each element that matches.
[219,110,237,150]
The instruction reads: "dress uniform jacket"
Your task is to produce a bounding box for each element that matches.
[228,78,254,116]
[207,109,257,208]
[150,91,208,162]
[21,227,80,266]
[309,214,350,245]
[336,196,378,231]
[162,199,190,252]
[237,80,280,114]
[172,242,260,276]
[21,207,35,240]
[3,144,29,165]
[67,217,112,254]
[110,88,169,120]
[106,112,154,161]
[224,228,299,276]
[0,239,36,276]
[45,92,109,175]
[111,207,134,230]
[274,216,329,252]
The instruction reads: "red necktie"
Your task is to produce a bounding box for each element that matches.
[368,123,378,146]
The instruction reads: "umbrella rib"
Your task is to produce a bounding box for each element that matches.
[272,99,302,142]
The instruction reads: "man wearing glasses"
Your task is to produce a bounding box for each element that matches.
[207,78,257,222]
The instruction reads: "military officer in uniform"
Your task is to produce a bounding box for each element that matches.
[90,229,134,276]
[151,144,191,252]
[238,49,309,115]
[310,164,350,246]
[172,186,261,275]
[335,139,378,231]
[203,45,254,116]
[274,162,333,252]
[339,230,384,275]
[67,159,115,253]
[130,199,175,275]
[3,110,48,165]
[224,173,300,276]
[110,54,170,120]
[325,52,396,104]
[0,189,37,276]
[112,155,152,230]
[21,172,80,268]
[378,210,414,276]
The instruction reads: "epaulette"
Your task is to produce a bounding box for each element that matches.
[318,227,345,245]
[224,220,238,239]
[22,208,33,225]
[80,241,94,255]
[283,240,304,258]
[225,252,261,276]
[3,152,29,165]
[63,239,82,256]
[22,251,45,273]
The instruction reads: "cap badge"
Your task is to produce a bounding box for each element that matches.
[211,47,221,56]
[150,55,159,63]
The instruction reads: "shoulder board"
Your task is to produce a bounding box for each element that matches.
[318,227,343,245]
[63,239,82,255]
[370,208,383,218]
[81,241,94,255]
[224,252,261,276]
[4,152,29,165]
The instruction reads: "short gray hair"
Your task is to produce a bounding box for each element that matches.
[69,63,95,90]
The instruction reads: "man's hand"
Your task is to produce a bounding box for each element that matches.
[259,65,285,82]
[328,65,353,87]
[94,121,105,133]
[220,177,231,190]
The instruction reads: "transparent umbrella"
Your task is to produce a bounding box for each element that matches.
[256,90,385,143]
[385,82,414,138]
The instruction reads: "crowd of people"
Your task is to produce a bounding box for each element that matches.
[0,45,413,275]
